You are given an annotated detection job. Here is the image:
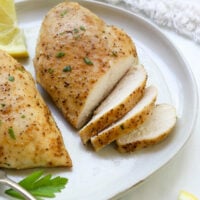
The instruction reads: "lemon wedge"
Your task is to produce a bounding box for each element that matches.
[178,190,198,200]
[0,0,28,58]
[0,0,16,25]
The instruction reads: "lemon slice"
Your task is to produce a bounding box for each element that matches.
[0,27,28,57]
[0,3,15,25]
[0,0,28,57]
[178,190,198,200]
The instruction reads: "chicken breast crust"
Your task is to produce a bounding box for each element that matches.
[0,50,72,169]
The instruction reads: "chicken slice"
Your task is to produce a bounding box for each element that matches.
[90,86,157,151]
[33,2,138,129]
[79,64,147,144]
[0,50,72,169]
[116,104,176,153]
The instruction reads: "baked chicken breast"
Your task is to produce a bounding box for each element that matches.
[0,50,72,169]
[34,2,138,129]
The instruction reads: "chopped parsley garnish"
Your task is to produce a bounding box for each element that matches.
[17,67,25,72]
[8,76,15,82]
[73,28,79,34]
[56,52,65,58]
[47,68,54,74]
[63,66,72,72]
[1,103,5,107]
[72,26,86,39]
[59,31,65,36]
[83,57,93,65]
[8,127,16,140]
[74,34,80,40]
[5,170,68,199]
[21,115,26,119]
[80,26,86,31]
[60,10,67,17]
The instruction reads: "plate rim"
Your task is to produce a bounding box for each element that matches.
[13,0,199,199]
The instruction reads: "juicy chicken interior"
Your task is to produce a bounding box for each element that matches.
[34,2,138,129]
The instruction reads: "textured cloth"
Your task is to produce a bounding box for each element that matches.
[96,0,200,43]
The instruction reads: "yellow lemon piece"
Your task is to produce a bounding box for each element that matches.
[178,190,198,200]
[0,0,16,25]
[0,0,28,57]
[0,27,28,57]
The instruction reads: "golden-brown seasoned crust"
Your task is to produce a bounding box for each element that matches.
[79,65,147,144]
[117,130,171,153]
[116,104,177,153]
[90,86,157,151]
[34,2,138,129]
[91,100,154,151]
[0,50,72,169]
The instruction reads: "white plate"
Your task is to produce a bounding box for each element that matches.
[0,0,198,200]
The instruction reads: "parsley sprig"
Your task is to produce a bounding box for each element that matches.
[5,170,68,200]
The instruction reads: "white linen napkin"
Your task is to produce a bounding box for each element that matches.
[96,0,200,43]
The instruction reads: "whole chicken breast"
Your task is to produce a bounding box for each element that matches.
[0,50,72,169]
[34,2,138,129]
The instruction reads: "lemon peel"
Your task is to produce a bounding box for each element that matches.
[178,190,198,200]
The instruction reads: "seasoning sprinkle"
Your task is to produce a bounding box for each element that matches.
[1,103,5,108]
[8,76,15,82]
[63,66,72,72]
[8,127,16,140]
[74,34,80,40]
[47,68,54,74]
[112,51,118,57]
[17,66,25,72]
[21,115,26,119]
[73,28,79,34]
[84,57,93,65]
[3,163,10,166]
[80,26,86,31]
[59,31,65,36]
[60,10,67,17]
[56,52,65,58]
[120,124,124,130]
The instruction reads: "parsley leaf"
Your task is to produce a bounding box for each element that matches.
[8,127,16,140]
[56,52,65,58]
[5,170,68,200]
[8,75,15,82]
[83,57,93,65]
[63,65,72,72]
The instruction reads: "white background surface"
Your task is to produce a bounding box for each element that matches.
[11,1,200,200]
[122,27,200,200]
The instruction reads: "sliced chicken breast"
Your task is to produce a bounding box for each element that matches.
[0,50,72,169]
[79,64,147,144]
[33,2,138,129]
[116,104,176,153]
[90,86,157,151]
